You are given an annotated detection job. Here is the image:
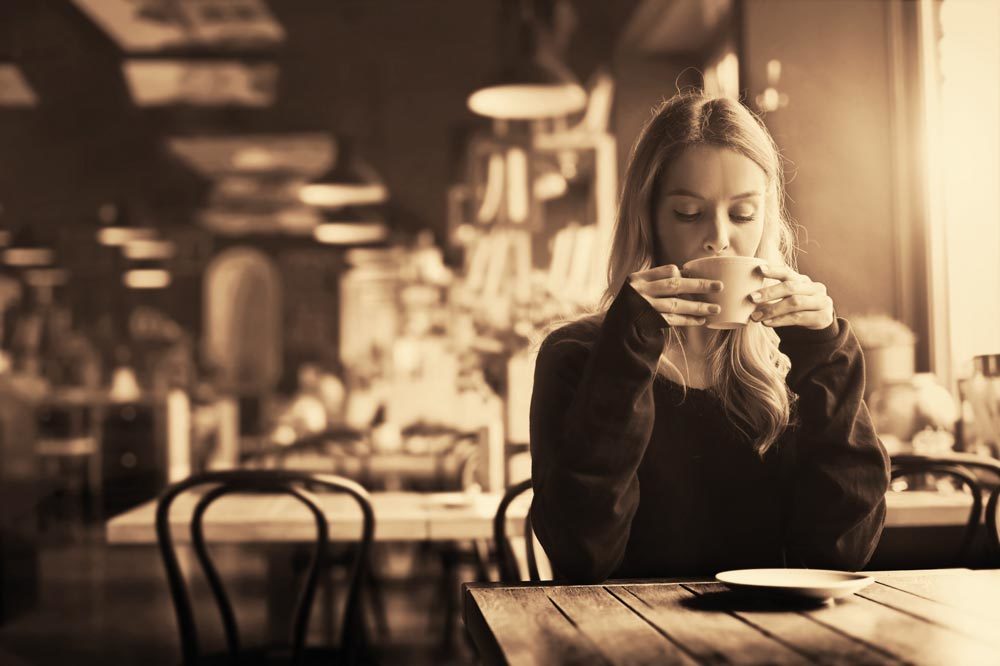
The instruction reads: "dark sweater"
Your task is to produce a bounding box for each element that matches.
[529,282,890,583]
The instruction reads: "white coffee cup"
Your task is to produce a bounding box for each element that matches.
[681,256,767,329]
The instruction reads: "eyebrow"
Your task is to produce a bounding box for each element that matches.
[665,188,761,201]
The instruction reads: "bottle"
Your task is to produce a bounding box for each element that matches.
[965,354,1000,458]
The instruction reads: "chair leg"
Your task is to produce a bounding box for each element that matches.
[322,570,337,644]
[472,539,492,582]
[365,565,390,641]
[437,546,459,654]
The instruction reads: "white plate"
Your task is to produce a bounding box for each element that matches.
[715,568,874,601]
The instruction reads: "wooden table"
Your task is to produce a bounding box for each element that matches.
[247,449,470,488]
[105,490,531,544]
[105,489,976,546]
[464,568,1000,665]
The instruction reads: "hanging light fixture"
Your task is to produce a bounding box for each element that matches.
[123,261,172,289]
[3,225,53,268]
[298,136,391,245]
[122,237,175,289]
[467,0,586,120]
[121,237,176,262]
[312,206,389,246]
[298,138,389,209]
[95,202,158,246]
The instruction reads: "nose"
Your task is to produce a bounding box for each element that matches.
[703,212,730,255]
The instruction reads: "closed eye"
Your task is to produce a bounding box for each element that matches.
[731,213,756,222]
[673,211,700,221]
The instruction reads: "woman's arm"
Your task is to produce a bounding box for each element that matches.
[778,319,891,570]
[529,283,667,582]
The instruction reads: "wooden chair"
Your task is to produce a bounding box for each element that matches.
[891,452,1000,566]
[156,470,374,666]
[493,479,540,583]
[986,486,1000,564]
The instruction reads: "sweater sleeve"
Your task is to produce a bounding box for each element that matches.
[777,318,891,571]
[529,282,668,582]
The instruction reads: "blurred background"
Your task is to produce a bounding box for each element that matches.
[0,0,998,664]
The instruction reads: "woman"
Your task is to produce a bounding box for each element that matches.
[529,92,890,583]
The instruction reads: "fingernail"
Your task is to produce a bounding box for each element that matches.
[709,305,721,314]
[749,292,761,303]
[750,311,762,321]
[712,281,724,292]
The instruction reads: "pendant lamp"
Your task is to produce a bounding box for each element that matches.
[312,206,389,246]
[122,237,174,289]
[3,226,53,268]
[96,202,158,246]
[122,260,172,289]
[298,138,389,209]
[467,0,586,120]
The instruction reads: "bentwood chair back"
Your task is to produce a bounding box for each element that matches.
[493,479,541,583]
[985,485,1000,564]
[156,470,374,666]
[891,452,1000,566]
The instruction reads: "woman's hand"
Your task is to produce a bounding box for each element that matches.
[628,264,724,326]
[750,264,835,330]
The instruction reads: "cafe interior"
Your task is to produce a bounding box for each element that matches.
[0,0,999,664]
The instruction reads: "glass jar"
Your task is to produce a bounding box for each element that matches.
[962,354,1000,457]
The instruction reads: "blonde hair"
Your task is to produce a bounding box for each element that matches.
[606,91,798,456]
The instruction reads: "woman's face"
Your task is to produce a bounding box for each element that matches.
[653,144,767,267]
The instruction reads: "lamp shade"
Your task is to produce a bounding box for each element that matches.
[122,238,176,261]
[298,138,389,209]
[96,203,158,246]
[468,57,586,119]
[123,257,172,289]
[312,206,389,246]
[467,6,586,119]
[3,226,53,267]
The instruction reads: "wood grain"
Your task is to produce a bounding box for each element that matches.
[546,586,698,666]
[465,586,608,666]
[464,572,1000,666]
[617,583,805,664]
[875,570,1000,622]
[688,583,900,665]
[857,583,1000,647]
[796,589,998,665]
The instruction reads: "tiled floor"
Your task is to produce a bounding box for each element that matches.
[0,518,479,665]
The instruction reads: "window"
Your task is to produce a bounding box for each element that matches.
[920,0,1000,385]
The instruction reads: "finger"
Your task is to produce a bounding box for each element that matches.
[760,311,834,329]
[645,277,724,297]
[757,263,806,282]
[752,294,832,322]
[663,313,707,327]
[650,298,721,317]
[631,264,680,282]
[750,278,823,304]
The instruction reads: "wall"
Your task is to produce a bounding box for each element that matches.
[741,0,901,322]
[611,54,689,178]
[0,1,640,337]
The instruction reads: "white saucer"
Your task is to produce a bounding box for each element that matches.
[715,568,874,601]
